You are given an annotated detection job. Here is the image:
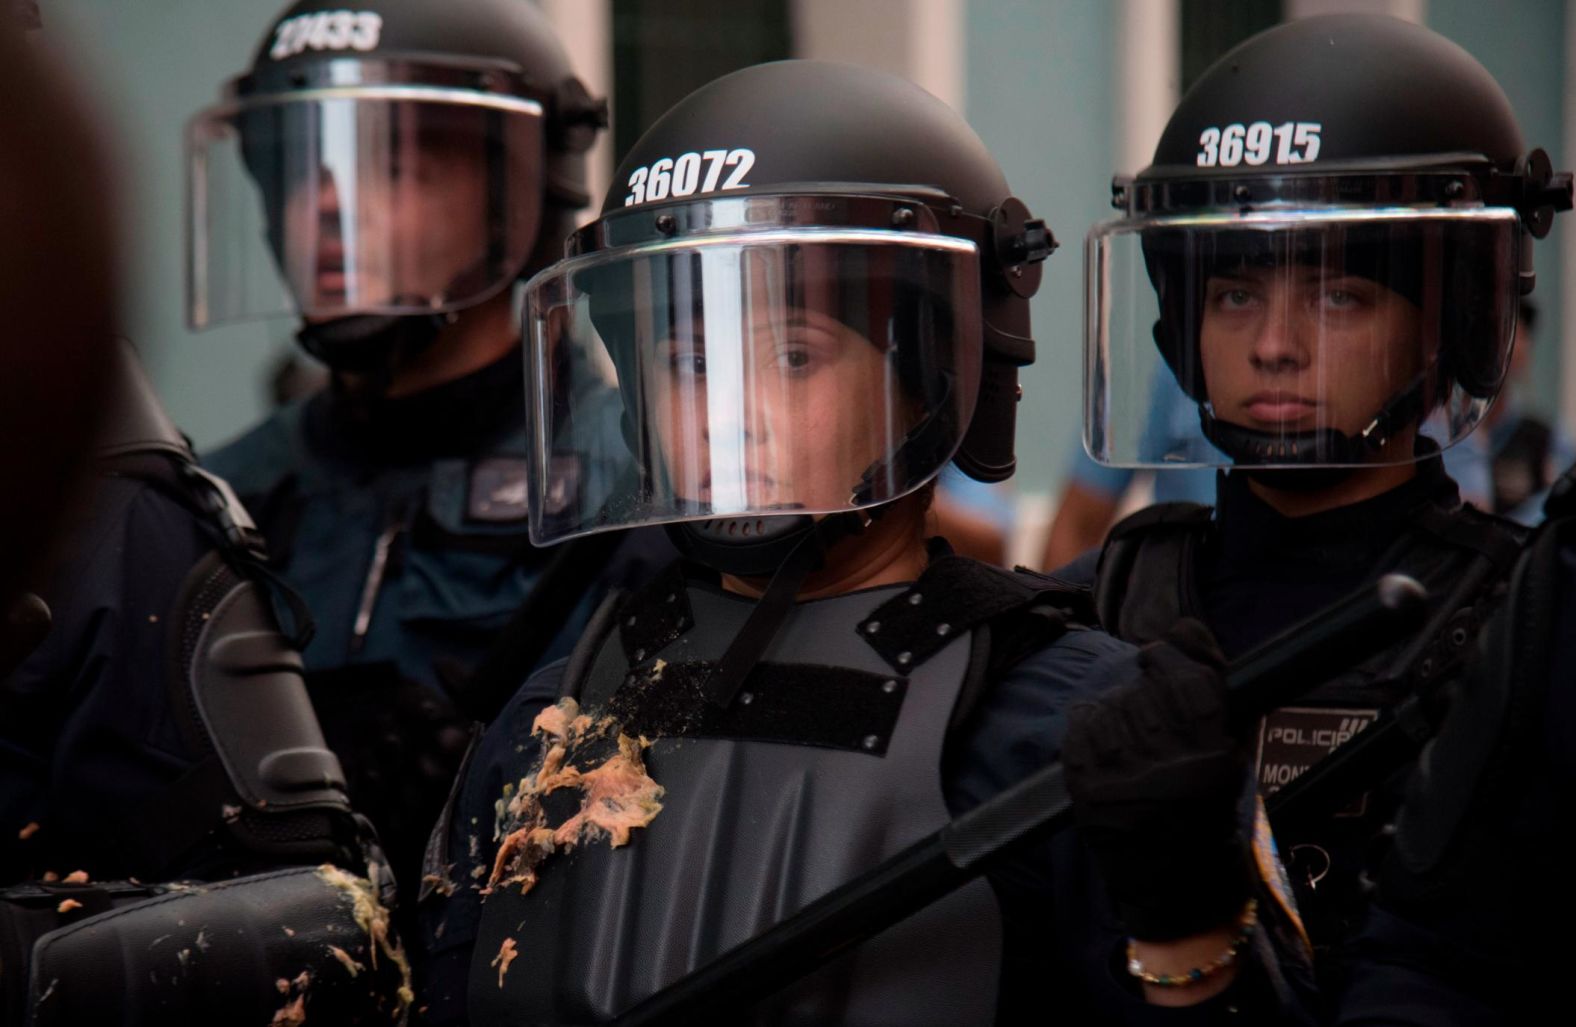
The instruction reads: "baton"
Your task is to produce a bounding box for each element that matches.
[604,572,1428,1026]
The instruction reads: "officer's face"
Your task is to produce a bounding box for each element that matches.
[1199,264,1424,439]
[645,303,901,512]
[281,126,491,316]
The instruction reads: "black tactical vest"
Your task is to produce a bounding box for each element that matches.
[468,556,1084,1025]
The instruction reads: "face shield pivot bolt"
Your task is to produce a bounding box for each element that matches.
[891,207,916,228]
[655,213,678,235]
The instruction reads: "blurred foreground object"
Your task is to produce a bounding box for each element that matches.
[0,15,118,602]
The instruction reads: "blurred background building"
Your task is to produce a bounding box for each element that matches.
[36,0,1575,561]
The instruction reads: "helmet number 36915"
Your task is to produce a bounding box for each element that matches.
[625,149,756,206]
[1197,122,1322,168]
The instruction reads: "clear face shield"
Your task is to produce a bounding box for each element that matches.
[188,80,545,328]
[1085,208,1522,469]
[522,198,984,545]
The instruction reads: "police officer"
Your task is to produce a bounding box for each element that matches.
[0,2,113,615]
[192,0,664,901]
[1061,12,1571,1008]
[418,60,1330,1025]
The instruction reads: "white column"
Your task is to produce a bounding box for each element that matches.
[907,0,966,113]
[539,0,613,220]
[790,0,965,111]
[1285,0,1426,22]
[1114,0,1181,176]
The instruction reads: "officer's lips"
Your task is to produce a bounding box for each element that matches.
[315,242,347,297]
[1243,391,1318,425]
[693,472,779,501]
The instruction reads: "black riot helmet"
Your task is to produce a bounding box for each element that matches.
[1086,14,1572,473]
[520,60,1055,573]
[186,0,606,372]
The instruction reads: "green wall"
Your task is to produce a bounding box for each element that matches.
[41,0,293,452]
[964,0,1117,496]
[1428,0,1567,422]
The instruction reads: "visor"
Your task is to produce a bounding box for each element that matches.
[188,84,544,328]
[522,199,983,545]
[1086,207,1521,468]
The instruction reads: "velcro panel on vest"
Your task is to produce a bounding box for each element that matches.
[854,555,1081,673]
[607,660,907,756]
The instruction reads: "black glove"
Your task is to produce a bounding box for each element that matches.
[1064,619,1254,941]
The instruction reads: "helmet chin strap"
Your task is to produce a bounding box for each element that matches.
[670,510,871,710]
[1199,372,1429,490]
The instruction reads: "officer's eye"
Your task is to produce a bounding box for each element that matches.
[1211,284,1260,311]
[669,351,706,376]
[1316,281,1372,312]
[776,346,812,374]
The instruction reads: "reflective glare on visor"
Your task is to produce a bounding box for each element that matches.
[188,89,545,328]
[519,231,984,545]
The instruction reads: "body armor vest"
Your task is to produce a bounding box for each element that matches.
[1092,499,1524,956]
[469,556,1081,1025]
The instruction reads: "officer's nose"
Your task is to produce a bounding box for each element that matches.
[1248,282,1310,375]
[315,166,344,222]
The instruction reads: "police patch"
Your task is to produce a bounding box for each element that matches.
[1255,706,1380,817]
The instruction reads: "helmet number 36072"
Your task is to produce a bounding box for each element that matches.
[625,149,756,206]
[1197,122,1321,167]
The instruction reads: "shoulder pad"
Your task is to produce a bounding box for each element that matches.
[1094,503,1209,642]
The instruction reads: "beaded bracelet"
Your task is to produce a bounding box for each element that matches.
[1125,899,1260,988]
